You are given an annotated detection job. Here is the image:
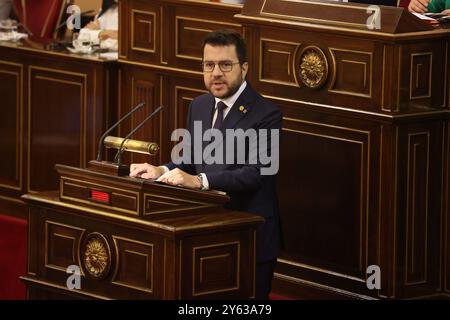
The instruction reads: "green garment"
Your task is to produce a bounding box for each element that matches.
[428,0,450,13]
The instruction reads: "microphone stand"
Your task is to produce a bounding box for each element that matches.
[113,106,164,167]
[87,101,145,176]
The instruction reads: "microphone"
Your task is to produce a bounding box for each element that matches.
[96,101,145,161]
[113,106,164,166]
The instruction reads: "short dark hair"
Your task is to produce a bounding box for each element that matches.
[202,29,247,65]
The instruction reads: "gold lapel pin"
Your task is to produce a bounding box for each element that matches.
[239,105,247,113]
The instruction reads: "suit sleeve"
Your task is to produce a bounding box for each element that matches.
[205,107,282,193]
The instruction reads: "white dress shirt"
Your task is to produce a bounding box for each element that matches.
[161,81,248,190]
[211,81,247,128]
[98,6,118,31]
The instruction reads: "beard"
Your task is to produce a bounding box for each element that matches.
[206,73,243,99]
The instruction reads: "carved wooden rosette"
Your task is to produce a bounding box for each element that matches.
[81,232,111,279]
[298,46,328,89]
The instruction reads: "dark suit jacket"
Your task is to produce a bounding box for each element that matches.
[166,84,282,262]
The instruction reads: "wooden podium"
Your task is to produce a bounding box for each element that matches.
[20,164,263,299]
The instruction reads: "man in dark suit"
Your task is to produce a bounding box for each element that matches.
[130,29,282,300]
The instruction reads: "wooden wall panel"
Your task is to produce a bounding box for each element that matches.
[112,236,155,293]
[119,0,128,60]
[446,122,450,294]
[274,106,379,297]
[0,61,23,192]
[180,231,254,299]
[131,10,157,54]
[36,208,165,299]
[44,220,85,272]
[252,27,448,115]
[124,0,160,64]
[443,122,450,293]
[0,43,117,213]
[395,123,444,298]
[118,69,207,166]
[250,26,384,113]
[399,42,447,110]
[118,67,165,164]
[170,12,241,72]
[192,241,239,296]
[329,49,372,98]
[168,76,207,161]
[28,66,86,192]
[259,38,300,86]
[280,119,370,275]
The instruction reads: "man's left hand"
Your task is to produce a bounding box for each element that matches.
[157,168,201,189]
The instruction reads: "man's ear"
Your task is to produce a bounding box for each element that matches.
[241,62,249,80]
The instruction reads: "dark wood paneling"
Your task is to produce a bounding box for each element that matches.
[172,12,240,68]
[132,10,157,53]
[400,42,447,110]
[0,42,117,212]
[125,0,160,64]
[167,76,207,162]
[275,105,380,297]
[116,0,450,300]
[446,122,450,294]
[45,221,85,272]
[22,167,260,299]
[252,27,448,115]
[251,26,385,113]
[260,38,299,86]
[112,236,155,294]
[121,0,241,72]
[180,230,254,299]
[118,0,128,60]
[118,68,206,166]
[0,61,22,192]
[280,119,369,274]
[28,66,85,192]
[192,241,239,296]
[118,66,165,164]
[329,49,372,98]
[396,122,444,298]
[36,207,165,299]
[168,5,241,72]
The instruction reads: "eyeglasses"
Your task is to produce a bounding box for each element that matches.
[201,60,240,72]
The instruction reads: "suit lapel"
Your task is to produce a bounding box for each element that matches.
[221,85,256,131]
[200,85,257,170]
[201,94,215,129]
[200,95,215,170]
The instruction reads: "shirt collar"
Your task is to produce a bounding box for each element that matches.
[214,81,247,109]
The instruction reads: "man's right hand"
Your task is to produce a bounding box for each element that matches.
[408,0,430,13]
[129,163,165,179]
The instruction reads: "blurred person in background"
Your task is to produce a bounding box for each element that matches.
[0,0,12,20]
[77,0,118,50]
[408,0,450,14]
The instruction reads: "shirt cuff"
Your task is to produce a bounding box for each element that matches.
[200,173,209,190]
[159,166,170,174]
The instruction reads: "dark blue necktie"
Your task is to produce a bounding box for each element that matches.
[213,101,227,129]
